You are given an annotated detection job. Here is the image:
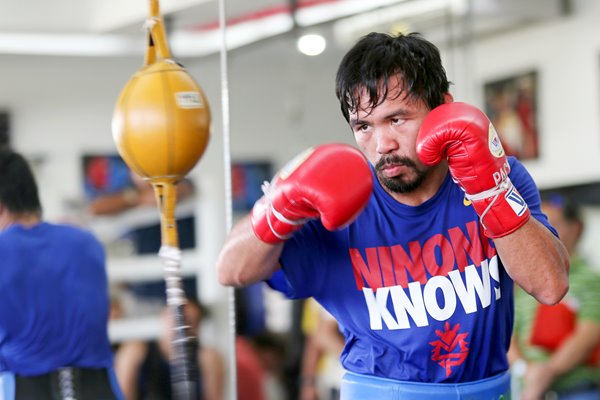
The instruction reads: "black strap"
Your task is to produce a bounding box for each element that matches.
[15,367,117,400]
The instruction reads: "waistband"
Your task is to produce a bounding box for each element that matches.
[1,367,123,400]
[0,372,15,400]
[341,371,511,400]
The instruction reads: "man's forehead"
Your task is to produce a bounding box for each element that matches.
[355,75,403,96]
[355,75,404,101]
[350,80,411,118]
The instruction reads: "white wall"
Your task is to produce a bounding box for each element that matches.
[469,5,600,188]
[225,35,353,163]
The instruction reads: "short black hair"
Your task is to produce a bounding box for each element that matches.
[0,149,42,216]
[335,32,451,122]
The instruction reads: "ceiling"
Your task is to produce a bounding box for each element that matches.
[0,0,569,57]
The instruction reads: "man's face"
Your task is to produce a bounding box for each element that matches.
[348,76,431,194]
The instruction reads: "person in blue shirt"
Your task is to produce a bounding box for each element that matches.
[0,149,123,399]
[217,32,569,399]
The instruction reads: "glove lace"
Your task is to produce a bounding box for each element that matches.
[261,181,307,241]
[464,179,513,232]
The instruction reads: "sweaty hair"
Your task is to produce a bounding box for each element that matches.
[335,32,451,122]
[0,149,42,216]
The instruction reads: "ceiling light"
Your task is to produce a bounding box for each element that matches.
[296,33,326,56]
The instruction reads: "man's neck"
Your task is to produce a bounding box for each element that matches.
[0,212,41,231]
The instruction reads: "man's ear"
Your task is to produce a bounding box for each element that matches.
[443,93,454,104]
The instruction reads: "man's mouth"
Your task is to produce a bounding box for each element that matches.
[380,164,405,177]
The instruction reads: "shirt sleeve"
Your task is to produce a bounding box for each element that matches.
[508,156,558,237]
[265,220,332,299]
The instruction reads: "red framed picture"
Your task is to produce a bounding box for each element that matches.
[81,154,133,201]
[231,161,272,212]
[484,71,539,160]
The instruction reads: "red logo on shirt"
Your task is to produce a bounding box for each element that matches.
[429,322,470,377]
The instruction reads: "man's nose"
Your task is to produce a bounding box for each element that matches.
[376,128,399,154]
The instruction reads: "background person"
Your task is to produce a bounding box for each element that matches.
[299,298,345,400]
[0,149,123,399]
[113,298,225,400]
[509,195,600,400]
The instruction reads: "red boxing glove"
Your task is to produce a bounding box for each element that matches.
[251,143,373,244]
[416,102,530,238]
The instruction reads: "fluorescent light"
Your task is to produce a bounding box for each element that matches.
[0,13,294,58]
[0,33,142,57]
[171,14,294,57]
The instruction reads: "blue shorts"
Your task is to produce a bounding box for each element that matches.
[341,371,511,400]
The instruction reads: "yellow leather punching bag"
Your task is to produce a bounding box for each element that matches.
[112,0,211,184]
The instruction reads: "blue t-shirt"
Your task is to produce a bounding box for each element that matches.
[0,222,114,376]
[268,157,554,383]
